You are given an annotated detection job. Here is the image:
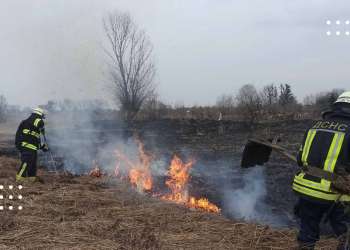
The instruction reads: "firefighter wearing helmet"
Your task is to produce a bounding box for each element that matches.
[15,107,49,182]
[293,91,350,249]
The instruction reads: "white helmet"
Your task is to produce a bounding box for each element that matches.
[32,107,46,118]
[334,91,350,105]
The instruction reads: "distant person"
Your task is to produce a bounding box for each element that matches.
[15,108,49,182]
[293,91,350,249]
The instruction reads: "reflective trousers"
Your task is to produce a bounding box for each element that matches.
[17,150,38,177]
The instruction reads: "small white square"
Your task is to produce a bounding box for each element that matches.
[326,20,331,25]
[336,20,341,25]
[0,185,3,190]
[18,185,23,190]
[9,195,13,200]
[18,206,23,210]
[9,206,13,210]
[346,20,350,25]
[0,195,3,199]
[326,31,332,36]
[8,185,13,190]
[18,195,23,200]
[0,206,3,210]
[336,31,341,36]
[346,31,350,36]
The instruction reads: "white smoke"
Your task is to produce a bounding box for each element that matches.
[222,166,287,227]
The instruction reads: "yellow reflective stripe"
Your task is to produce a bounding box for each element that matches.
[294,173,331,192]
[21,142,38,151]
[321,179,331,190]
[293,183,339,201]
[324,132,345,172]
[34,118,42,127]
[340,195,350,202]
[16,175,37,182]
[18,163,27,177]
[293,183,350,202]
[301,130,317,165]
[22,129,40,138]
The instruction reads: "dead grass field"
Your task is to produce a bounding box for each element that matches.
[0,155,340,250]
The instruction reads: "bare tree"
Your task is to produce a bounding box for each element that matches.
[260,84,278,115]
[261,84,278,106]
[0,95,8,123]
[236,84,262,126]
[103,12,156,122]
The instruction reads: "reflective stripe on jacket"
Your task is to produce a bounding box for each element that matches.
[292,120,350,202]
[18,114,44,151]
[21,142,38,151]
[22,129,40,138]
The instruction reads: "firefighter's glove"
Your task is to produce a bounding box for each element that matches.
[41,144,49,152]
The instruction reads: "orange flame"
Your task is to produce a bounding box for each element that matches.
[162,155,220,213]
[112,139,220,213]
[89,160,102,177]
[115,139,153,192]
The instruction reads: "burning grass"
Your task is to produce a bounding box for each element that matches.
[0,156,340,249]
[113,139,220,213]
[160,155,220,213]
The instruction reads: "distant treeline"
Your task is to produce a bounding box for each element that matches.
[0,85,345,124]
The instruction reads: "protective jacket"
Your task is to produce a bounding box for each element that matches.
[15,114,45,151]
[292,113,350,202]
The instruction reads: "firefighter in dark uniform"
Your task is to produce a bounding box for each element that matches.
[293,91,350,249]
[15,108,49,182]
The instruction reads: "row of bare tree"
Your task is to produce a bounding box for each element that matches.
[102,12,338,124]
[216,83,299,124]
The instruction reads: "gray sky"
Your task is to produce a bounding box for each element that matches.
[1,0,350,107]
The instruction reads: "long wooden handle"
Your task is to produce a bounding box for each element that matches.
[248,138,297,163]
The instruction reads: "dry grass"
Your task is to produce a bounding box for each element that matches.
[0,156,338,249]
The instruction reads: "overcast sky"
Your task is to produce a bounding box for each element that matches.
[0,0,350,107]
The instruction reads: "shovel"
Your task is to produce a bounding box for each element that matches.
[241,138,297,168]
